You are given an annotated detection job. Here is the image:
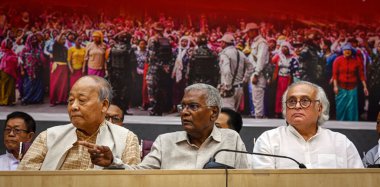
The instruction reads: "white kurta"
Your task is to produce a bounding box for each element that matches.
[252,125,364,169]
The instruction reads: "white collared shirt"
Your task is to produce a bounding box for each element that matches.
[0,151,19,170]
[124,126,248,169]
[252,125,364,169]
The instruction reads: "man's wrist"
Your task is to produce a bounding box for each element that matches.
[107,156,125,168]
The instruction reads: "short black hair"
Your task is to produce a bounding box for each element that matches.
[110,103,125,122]
[221,108,243,133]
[5,111,36,133]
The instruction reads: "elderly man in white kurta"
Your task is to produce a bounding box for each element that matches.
[252,81,363,169]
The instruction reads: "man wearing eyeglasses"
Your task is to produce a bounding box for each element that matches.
[362,112,380,167]
[80,83,249,169]
[252,81,363,169]
[105,104,124,126]
[1,111,36,170]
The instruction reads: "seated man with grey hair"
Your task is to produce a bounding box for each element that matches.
[80,83,249,169]
[18,75,141,170]
[252,81,363,169]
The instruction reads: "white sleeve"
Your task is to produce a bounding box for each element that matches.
[252,132,276,169]
[219,53,232,87]
[253,42,269,76]
[346,139,364,168]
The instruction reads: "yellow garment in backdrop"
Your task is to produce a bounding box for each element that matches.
[67,47,86,70]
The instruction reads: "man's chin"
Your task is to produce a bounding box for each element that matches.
[5,144,18,153]
[71,116,84,123]
[71,120,84,128]
[182,123,194,131]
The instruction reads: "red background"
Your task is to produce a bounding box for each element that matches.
[2,0,379,22]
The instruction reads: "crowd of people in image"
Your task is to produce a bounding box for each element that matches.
[0,7,379,121]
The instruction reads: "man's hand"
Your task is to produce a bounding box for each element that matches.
[78,141,114,167]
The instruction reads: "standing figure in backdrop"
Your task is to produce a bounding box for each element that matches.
[271,42,300,118]
[134,39,151,110]
[133,40,149,109]
[107,31,136,114]
[321,39,338,119]
[147,22,174,116]
[171,36,192,113]
[188,34,219,87]
[0,39,18,106]
[244,23,269,118]
[84,31,107,77]
[333,43,369,121]
[67,36,85,89]
[367,41,380,121]
[298,30,324,85]
[20,34,46,105]
[218,33,253,111]
[50,30,69,106]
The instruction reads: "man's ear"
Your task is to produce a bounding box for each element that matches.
[317,105,323,117]
[210,107,219,121]
[26,132,35,142]
[102,99,110,113]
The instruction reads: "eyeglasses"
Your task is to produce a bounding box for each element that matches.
[4,127,29,135]
[285,98,320,109]
[177,103,213,112]
[105,115,123,123]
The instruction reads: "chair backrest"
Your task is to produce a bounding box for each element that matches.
[20,142,32,160]
[140,140,154,160]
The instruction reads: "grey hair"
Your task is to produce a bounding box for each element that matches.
[282,81,329,125]
[80,75,113,102]
[184,83,221,111]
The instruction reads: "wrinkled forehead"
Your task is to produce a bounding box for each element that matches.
[70,79,99,97]
[182,89,207,104]
[287,84,317,99]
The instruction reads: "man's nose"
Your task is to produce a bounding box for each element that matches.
[180,107,191,116]
[70,100,79,111]
[8,129,16,136]
[294,101,302,109]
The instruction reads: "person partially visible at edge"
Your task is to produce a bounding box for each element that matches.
[106,104,125,126]
[362,112,380,167]
[215,107,243,133]
[0,111,36,170]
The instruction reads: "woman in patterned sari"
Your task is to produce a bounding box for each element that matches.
[20,34,45,105]
[271,42,300,118]
[0,39,18,105]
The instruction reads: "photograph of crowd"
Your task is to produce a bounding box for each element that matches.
[0,0,379,121]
